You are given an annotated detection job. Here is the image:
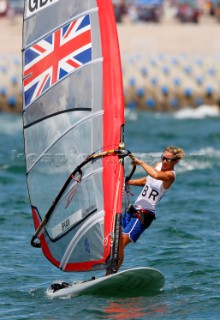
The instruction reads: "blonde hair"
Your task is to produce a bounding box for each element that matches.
[164,146,185,160]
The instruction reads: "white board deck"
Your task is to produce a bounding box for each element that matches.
[46,267,165,298]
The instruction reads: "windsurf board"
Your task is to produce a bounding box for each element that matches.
[47,267,165,298]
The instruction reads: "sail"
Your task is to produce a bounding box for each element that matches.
[22,0,124,272]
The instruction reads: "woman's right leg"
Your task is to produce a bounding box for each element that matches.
[117,233,131,271]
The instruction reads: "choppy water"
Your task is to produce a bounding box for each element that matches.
[0,109,220,319]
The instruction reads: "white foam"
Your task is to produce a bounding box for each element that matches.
[174,105,220,119]
[124,148,220,175]
[125,108,138,121]
[0,114,22,135]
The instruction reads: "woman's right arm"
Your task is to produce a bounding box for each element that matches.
[127,177,146,186]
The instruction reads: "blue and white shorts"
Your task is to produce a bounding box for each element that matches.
[121,210,155,243]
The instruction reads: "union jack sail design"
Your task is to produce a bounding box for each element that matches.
[24,14,92,108]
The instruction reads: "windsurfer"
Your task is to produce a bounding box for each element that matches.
[117,146,185,272]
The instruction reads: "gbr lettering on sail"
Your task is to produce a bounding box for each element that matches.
[26,0,59,18]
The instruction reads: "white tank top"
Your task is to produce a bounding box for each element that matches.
[134,163,175,212]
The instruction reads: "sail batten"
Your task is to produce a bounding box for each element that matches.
[23,0,124,272]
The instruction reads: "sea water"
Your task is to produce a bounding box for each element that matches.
[0,109,220,319]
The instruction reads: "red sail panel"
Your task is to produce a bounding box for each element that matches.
[97,0,125,261]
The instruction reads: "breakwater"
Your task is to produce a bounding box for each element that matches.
[0,54,22,113]
[1,52,220,113]
[123,52,220,112]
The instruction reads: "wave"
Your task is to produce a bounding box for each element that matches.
[125,108,138,121]
[0,113,22,135]
[178,147,220,174]
[0,162,26,175]
[124,148,220,175]
[173,105,220,120]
